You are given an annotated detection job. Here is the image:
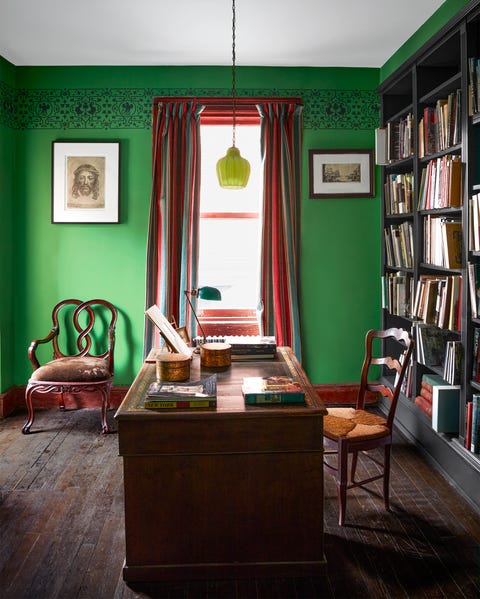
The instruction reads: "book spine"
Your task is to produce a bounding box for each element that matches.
[420,386,433,403]
[243,392,305,405]
[465,401,473,450]
[144,399,216,409]
[471,395,480,453]
[414,395,432,417]
[231,346,277,355]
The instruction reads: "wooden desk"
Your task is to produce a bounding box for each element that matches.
[115,347,327,582]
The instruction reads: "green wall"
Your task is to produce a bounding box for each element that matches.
[1,0,470,391]
[0,56,16,392]
[1,64,380,388]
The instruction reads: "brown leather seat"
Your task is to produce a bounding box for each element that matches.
[22,299,117,434]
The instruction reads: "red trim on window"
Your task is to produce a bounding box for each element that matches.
[153,96,302,126]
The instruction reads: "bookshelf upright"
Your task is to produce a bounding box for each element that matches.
[377,0,480,511]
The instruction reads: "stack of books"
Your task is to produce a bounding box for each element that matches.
[194,335,277,360]
[144,374,217,410]
[414,374,460,433]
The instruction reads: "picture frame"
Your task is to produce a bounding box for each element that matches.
[308,149,374,199]
[145,305,194,358]
[52,141,120,223]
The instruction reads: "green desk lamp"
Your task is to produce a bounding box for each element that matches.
[184,286,222,342]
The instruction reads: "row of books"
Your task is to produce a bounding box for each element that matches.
[417,154,462,211]
[423,215,462,269]
[375,115,414,165]
[468,194,480,252]
[471,328,480,383]
[443,340,462,385]
[413,322,458,369]
[384,173,414,215]
[418,90,461,158]
[193,335,277,360]
[412,274,462,331]
[467,262,480,319]
[468,56,480,116]
[383,271,414,318]
[384,221,414,269]
[143,373,306,410]
[414,374,460,433]
[466,396,480,453]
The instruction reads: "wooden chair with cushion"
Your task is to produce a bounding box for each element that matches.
[323,327,414,526]
[22,299,117,435]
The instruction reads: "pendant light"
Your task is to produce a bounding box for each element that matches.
[216,0,251,189]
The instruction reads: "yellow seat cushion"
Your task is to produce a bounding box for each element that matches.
[324,407,389,442]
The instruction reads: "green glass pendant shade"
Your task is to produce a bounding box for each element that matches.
[197,286,222,301]
[216,146,251,189]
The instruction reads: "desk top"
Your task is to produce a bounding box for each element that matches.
[115,346,326,421]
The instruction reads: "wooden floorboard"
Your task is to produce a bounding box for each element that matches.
[0,406,479,599]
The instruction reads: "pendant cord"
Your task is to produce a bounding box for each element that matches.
[231,0,237,147]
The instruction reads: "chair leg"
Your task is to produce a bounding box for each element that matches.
[350,449,359,483]
[100,385,111,434]
[337,438,349,526]
[22,385,35,434]
[383,444,392,511]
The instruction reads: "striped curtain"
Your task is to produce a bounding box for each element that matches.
[144,100,203,352]
[258,102,303,359]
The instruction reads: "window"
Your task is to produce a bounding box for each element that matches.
[197,119,262,336]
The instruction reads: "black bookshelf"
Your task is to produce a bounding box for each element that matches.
[377,0,480,512]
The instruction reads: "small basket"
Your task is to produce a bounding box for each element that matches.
[156,353,191,381]
[200,342,232,368]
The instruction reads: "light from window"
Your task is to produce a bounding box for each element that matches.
[198,124,262,310]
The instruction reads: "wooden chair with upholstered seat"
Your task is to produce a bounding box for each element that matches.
[22,299,117,435]
[323,327,414,526]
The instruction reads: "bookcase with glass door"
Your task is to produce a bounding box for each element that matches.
[378,0,480,511]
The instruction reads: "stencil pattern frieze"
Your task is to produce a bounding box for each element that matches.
[1,83,379,130]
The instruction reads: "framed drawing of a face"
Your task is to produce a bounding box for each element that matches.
[52,141,120,223]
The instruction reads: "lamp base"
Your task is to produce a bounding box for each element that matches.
[200,342,232,369]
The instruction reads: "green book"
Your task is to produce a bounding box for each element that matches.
[431,385,460,433]
[242,376,305,405]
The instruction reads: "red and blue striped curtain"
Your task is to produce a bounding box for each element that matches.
[258,102,303,358]
[144,100,203,351]
[145,98,303,359]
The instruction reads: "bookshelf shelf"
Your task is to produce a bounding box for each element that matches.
[419,71,462,105]
[378,0,480,512]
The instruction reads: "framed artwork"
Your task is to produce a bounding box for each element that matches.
[52,141,120,223]
[145,305,194,358]
[308,149,374,199]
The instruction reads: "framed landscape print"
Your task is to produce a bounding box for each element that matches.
[308,149,374,199]
[52,141,120,223]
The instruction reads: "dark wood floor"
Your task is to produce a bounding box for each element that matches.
[0,406,479,599]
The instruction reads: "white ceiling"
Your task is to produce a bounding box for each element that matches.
[1,0,445,68]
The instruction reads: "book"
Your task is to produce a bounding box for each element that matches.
[144,398,217,409]
[465,401,473,450]
[420,385,433,402]
[467,262,480,318]
[416,324,458,367]
[414,395,433,418]
[431,385,460,433]
[471,395,480,454]
[375,127,388,165]
[242,376,305,405]
[193,335,277,360]
[144,374,217,409]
